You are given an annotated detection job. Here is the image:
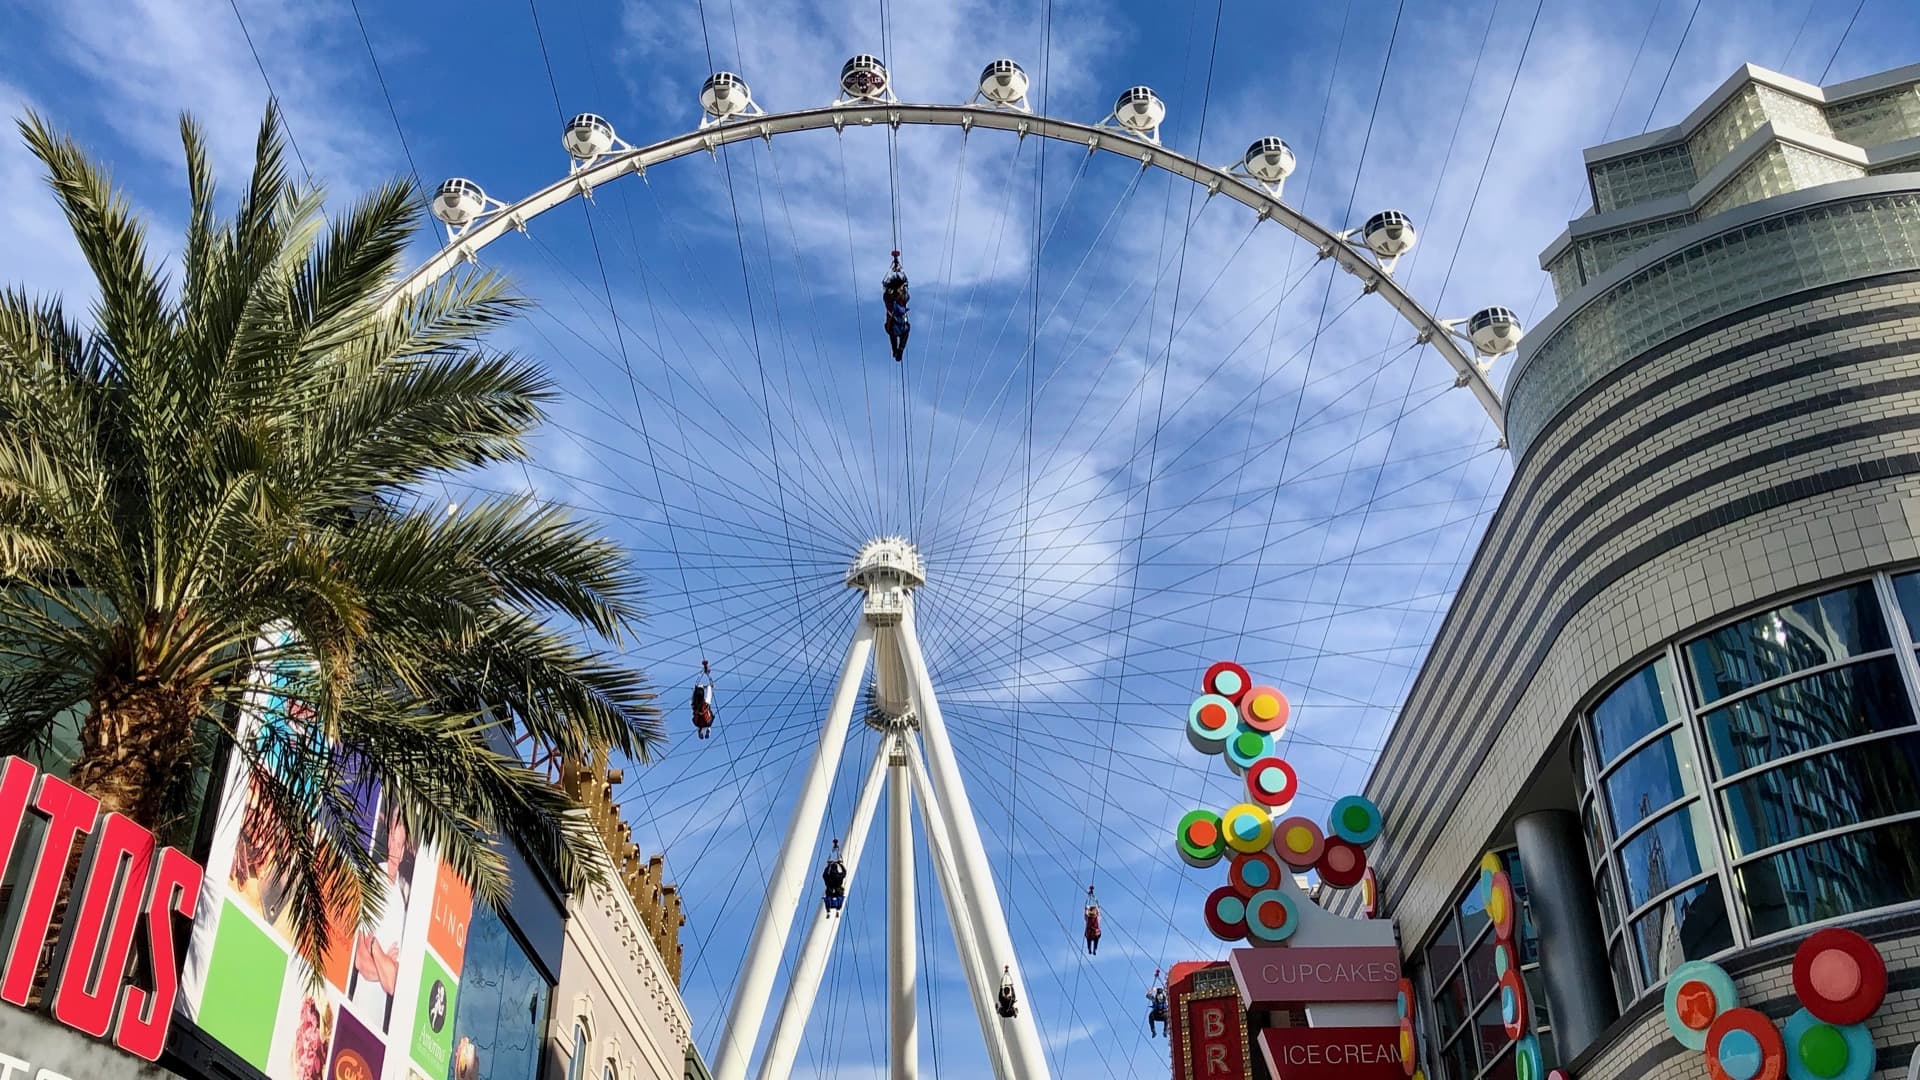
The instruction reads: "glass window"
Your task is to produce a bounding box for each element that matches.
[1737,818,1920,936]
[1428,918,1463,981]
[450,903,553,1080]
[1594,862,1621,934]
[1435,971,1470,1039]
[603,1066,616,1080]
[1591,658,1680,763]
[1442,1030,1478,1080]
[566,1028,587,1080]
[1608,942,1634,1011]
[1481,1043,1517,1080]
[1891,571,1920,640]
[1457,890,1490,948]
[1701,656,1911,778]
[1686,583,1887,705]
[1617,803,1717,910]
[1722,732,1920,856]
[1463,931,1499,1002]
[1602,733,1704,836]
[1627,881,1734,985]
[1474,995,1507,1065]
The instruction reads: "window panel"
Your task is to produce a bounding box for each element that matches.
[1890,571,1920,641]
[1464,929,1500,1003]
[1595,862,1621,935]
[1609,941,1635,1008]
[1738,818,1920,937]
[1481,1043,1518,1080]
[1591,659,1681,764]
[1618,802,1716,910]
[1723,732,1920,856]
[1443,1029,1479,1080]
[1628,881,1734,985]
[1436,970,1471,1038]
[1686,583,1887,705]
[1474,994,1508,1068]
[1701,656,1912,778]
[1602,733,1704,836]
[1458,890,1491,949]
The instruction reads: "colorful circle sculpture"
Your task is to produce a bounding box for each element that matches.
[1225,728,1275,774]
[1244,888,1298,943]
[1396,977,1418,1078]
[1246,757,1298,808]
[1488,871,1516,942]
[1783,1008,1874,1080]
[1493,940,1517,978]
[1239,685,1289,732]
[1363,868,1380,918]
[1221,803,1274,854]
[1187,693,1239,752]
[1204,886,1248,940]
[1512,1034,1544,1080]
[1706,1008,1787,1080]
[1792,929,1886,1026]
[1329,794,1384,846]
[1273,816,1326,870]
[1499,970,1529,1040]
[1177,810,1225,867]
[1204,661,1251,702]
[1228,851,1283,897]
[1317,838,1368,889]
[1664,960,1737,1051]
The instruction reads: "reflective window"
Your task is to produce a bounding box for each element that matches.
[1891,571,1920,640]
[1617,803,1715,909]
[1722,733,1920,856]
[1435,971,1469,1036]
[1603,733,1704,836]
[448,903,552,1080]
[1628,881,1734,985]
[1591,659,1680,762]
[1701,657,1911,778]
[1421,849,1555,1079]
[1738,818,1920,937]
[1442,1031,1478,1080]
[1686,584,1887,705]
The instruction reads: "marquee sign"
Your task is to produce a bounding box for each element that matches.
[1170,963,1252,1080]
[1230,946,1401,1007]
[1256,1025,1404,1080]
[0,755,204,1062]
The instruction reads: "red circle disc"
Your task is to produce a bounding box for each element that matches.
[1228,851,1283,898]
[1704,1007,1785,1080]
[1204,885,1249,941]
[1273,816,1326,870]
[1246,757,1299,807]
[1792,928,1886,1025]
[1203,661,1252,703]
[1316,838,1367,888]
[1498,969,1528,1040]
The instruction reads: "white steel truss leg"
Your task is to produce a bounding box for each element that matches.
[755,736,892,1080]
[888,734,918,1080]
[715,620,876,1080]
[896,601,1053,1079]
[902,731,1013,1079]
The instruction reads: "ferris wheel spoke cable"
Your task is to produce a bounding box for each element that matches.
[737,141,890,548]
[909,129,976,520]
[925,259,1356,575]
[515,249,874,542]
[757,146,887,542]
[831,137,891,535]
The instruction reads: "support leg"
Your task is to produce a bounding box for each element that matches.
[714,620,876,1080]
[755,737,892,1080]
[902,732,1012,1079]
[888,734,917,1080]
[896,602,1053,1080]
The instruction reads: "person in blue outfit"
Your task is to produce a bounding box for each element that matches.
[882,251,910,362]
[822,839,847,917]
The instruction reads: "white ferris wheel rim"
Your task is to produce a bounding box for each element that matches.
[392,98,1510,442]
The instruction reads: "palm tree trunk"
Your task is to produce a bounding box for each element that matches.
[69,684,202,829]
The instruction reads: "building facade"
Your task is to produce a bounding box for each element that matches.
[1344,62,1920,1079]
[547,758,703,1080]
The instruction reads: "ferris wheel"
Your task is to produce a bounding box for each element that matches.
[397,43,1524,1080]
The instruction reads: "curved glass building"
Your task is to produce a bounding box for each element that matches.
[1350,61,1920,1079]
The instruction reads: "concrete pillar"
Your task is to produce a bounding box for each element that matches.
[1514,810,1617,1059]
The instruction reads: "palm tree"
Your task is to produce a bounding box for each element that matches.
[0,104,660,971]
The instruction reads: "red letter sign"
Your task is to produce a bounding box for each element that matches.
[114,845,203,1061]
[52,813,155,1038]
[2,775,100,1005]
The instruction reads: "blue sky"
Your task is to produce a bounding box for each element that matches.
[4,1,1917,1077]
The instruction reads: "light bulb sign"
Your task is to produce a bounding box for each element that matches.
[0,755,205,1062]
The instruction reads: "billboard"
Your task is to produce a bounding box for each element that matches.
[176,650,473,1080]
